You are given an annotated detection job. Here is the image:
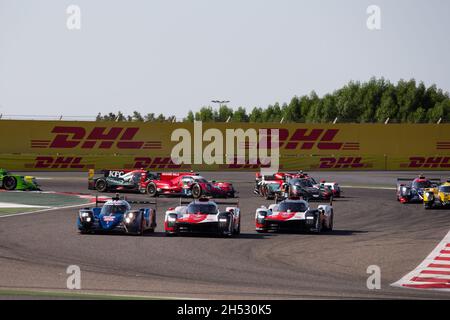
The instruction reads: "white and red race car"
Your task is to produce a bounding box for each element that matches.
[255,197,334,233]
[164,198,241,237]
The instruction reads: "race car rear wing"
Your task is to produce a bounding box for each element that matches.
[179,198,239,207]
[94,195,157,209]
[275,195,334,206]
[396,178,441,185]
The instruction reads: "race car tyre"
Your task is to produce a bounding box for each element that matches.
[323,211,334,231]
[95,178,108,192]
[256,185,264,197]
[234,217,241,235]
[136,212,145,236]
[147,212,156,232]
[192,183,202,199]
[312,214,322,234]
[264,188,274,200]
[146,182,158,197]
[2,176,17,190]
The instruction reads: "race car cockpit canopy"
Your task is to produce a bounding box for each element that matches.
[101,203,130,215]
[289,178,314,188]
[186,203,217,214]
[412,179,432,189]
[275,200,308,213]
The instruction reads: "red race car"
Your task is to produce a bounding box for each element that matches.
[88,169,196,194]
[142,174,236,199]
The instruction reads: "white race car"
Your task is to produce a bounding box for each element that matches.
[164,198,241,237]
[255,197,334,233]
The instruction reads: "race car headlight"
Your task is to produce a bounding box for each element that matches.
[167,216,177,222]
[305,213,317,225]
[126,212,135,219]
[79,211,93,224]
[219,218,228,223]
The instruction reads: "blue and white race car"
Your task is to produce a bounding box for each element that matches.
[77,195,157,235]
[396,176,441,203]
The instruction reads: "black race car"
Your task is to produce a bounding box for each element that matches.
[88,169,158,193]
[273,178,332,201]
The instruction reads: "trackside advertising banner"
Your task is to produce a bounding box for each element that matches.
[0,120,449,171]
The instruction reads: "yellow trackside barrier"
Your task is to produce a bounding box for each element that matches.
[0,120,449,171]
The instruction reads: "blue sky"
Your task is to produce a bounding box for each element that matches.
[0,0,449,118]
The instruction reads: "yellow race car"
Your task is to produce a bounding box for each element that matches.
[423,180,450,209]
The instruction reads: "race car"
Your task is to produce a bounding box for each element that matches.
[164,198,240,237]
[88,169,158,193]
[254,171,340,198]
[423,180,450,209]
[258,176,332,201]
[0,168,40,191]
[282,178,332,201]
[396,176,441,203]
[77,195,157,235]
[88,169,195,193]
[255,197,334,234]
[144,174,235,199]
[254,173,285,199]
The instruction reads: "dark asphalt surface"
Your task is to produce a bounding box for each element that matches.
[1,171,450,299]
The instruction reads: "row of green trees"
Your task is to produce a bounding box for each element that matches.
[96,78,450,123]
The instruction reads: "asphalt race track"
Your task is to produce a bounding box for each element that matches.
[1,171,450,299]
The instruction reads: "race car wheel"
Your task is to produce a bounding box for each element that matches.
[259,185,265,197]
[95,178,108,192]
[192,183,202,199]
[146,182,158,197]
[312,214,322,234]
[3,176,17,190]
[136,212,145,236]
[234,217,241,236]
[147,212,156,232]
[323,211,334,231]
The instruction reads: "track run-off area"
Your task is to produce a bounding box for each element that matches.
[1,171,450,299]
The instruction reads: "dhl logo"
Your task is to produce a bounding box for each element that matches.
[247,128,359,151]
[29,126,359,152]
[25,156,95,169]
[316,157,371,169]
[30,126,162,150]
[125,157,189,170]
[401,157,450,169]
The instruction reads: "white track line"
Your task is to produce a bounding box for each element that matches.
[391,231,450,291]
[341,185,395,190]
[0,203,91,219]
[0,202,49,208]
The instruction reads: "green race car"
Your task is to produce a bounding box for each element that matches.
[0,169,40,191]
